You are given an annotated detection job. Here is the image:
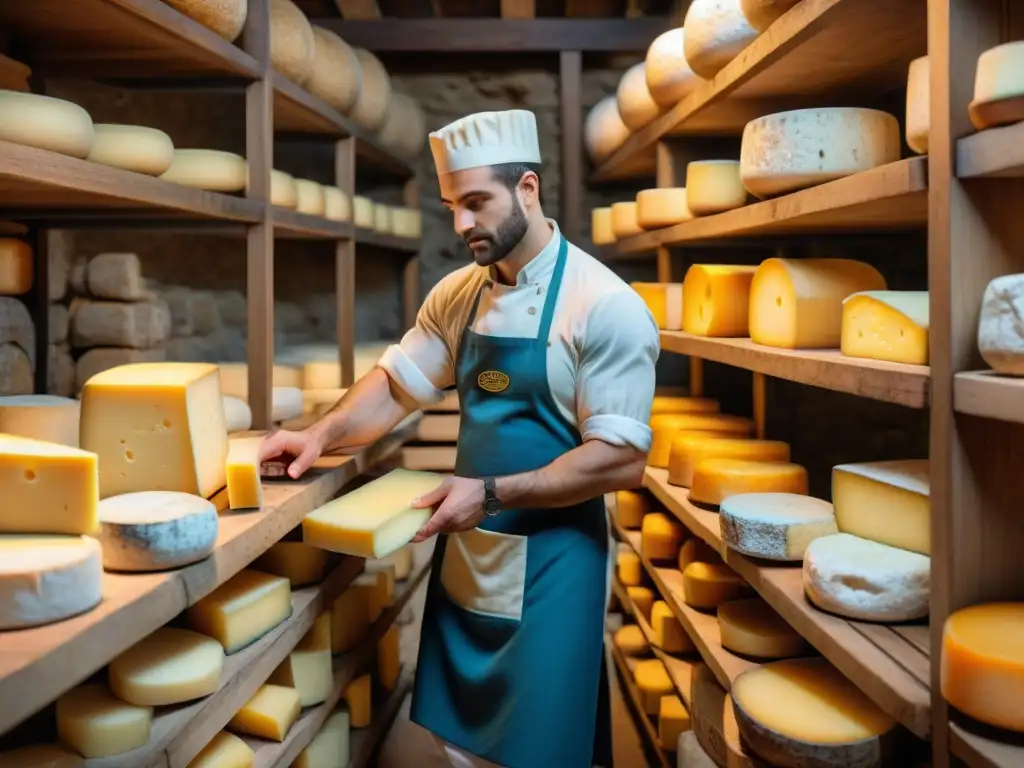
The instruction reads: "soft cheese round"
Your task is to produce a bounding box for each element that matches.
[685,159,747,215]
[270,169,298,208]
[293,179,326,216]
[0,394,80,447]
[323,186,351,222]
[978,273,1024,375]
[905,56,929,155]
[646,28,701,107]
[353,195,374,228]
[391,206,421,238]
[160,149,247,192]
[720,492,836,561]
[611,201,644,239]
[223,394,253,432]
[584,96,631,163]
[0,90,94,158]
[617,62,662,131]
[272,386,304,422]
[109,626,225,706]
[740,0,801,32]
[636,187,693,229]
[683,0,759,79]
[87,124,175,176]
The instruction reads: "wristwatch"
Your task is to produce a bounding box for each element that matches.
[483,477,502,517]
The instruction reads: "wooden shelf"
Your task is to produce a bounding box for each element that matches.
[608,634,672,768]
[401,446,458,472]
[590,0,927,181]
[957,121,1024,179]
[614,158,927,253]
[0,420,418,736]
[659,331,930,408]
[953,371,1024,424]
[274,209,354,240]
[348,672,415,768]
[353,227,422,253]
[950,721,1024,768]
[643,467,932,739]
[414,414,460,443]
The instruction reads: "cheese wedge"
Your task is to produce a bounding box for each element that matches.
[717,598,807,659]
[669,436,790,488]
[683,562,751,609]
[269,612,333,707]
[682,265,758,337]
[832,460,930,555]
[293,710,349,768]
[689,458,808,506]
[659,695,692,751]
[841,290,929,365]
[634,659,674,716]
[226,436,263,510]
[228,684,300,742]
[56,684,152,759]
[379,624,401,691]
[187,732,254,768]
[649,413,755,468]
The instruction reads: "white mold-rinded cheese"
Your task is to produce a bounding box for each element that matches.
[969,41,1024,130]
[270,0,315,84]
[271,169,297,208]
[683,0,759,79]
[720,492,837,561]
[307,26,363,113]
[0,394,80,447]
[906,56,929,155]
[0,90,94,158]
[87,124,175,176]
[323,186,351,222]
[740,108,901,199]
[740,0,801,32]
[348,49,392,130]
[592,207,615,245]
[803,532,930,622]
[272,386,303,422]
[646,28,701,107]
[96,491,218,572]
[164,0,247,41]
[685,160,747,214]
[108,626,224,706]
[636,188,693,229]
[978,273,1024,374]
[160,149,248,192]
[617,62,662,131]
[611,201,644,239]
[293,179,326,216]
[584,96,631,163]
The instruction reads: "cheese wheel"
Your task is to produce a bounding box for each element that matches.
[610,201,643,239]
[617,549,643,586]
[270,0,315,84]
[322,186,351,222]
[223,395,252,432]
[669,436,789,488]
[652,600,695,653]
[646,27,701,107]
[718,598,807,658]
[641,511,686,562]
[905,56,929,155]
[832,459,930,555]
[391,206,421,238]
[740,108,901,199]
[731,659,897,767]
[270,169,297,208]
[740,0,801,32]
[649,413,754,468]
[373,203,392,233]
[272,386,303,422]
[969,41,1024,130]
[749,258,887,349]
[0,90,94,158]
[87,124,175,176]
[628,586,656,621]
[841,290,929,365]
[690,663,751,768]
[636,187,692,229]
[635,659,674,715]
[803,532,930,622]
[188,569,292,654]
[348,49,392,131]
[307,26,363,113]
[253,541,330,587]
[690,458,808,506]
[651,396,720,416]
[617,62,662,131]
[188,732,255,768]
[353,195,374,228]
[683,0,758,79]
[683,561,750,609]
[686,160,747,214]
[0,394,79,446]
[56,684,153,759]
[682,264,757,337]
[592,207,615,246]
[160,149,247,192]
[614,624,648,656]
[615,489,650,529]
[720,492,836,561]
[631,282,683,331]
[679,536,721,572]
[293,179,325,216]
[109,627,224,706]
[0,238,31,295]
[941,602,1024,733]
[0,745,84,768]
[164,0,247,41]
[584,96,630,163]
[979,273,1024,374]
[377,92,427,159]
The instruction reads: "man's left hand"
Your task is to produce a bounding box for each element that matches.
[410,476,486,542]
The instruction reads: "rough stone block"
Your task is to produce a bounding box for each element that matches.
[48,344,74,397]
[87,252,143,300]
[163,286,196,337]
[47,230,72,302]
[0,296,35,367]
[75,346,166,392]
[49,303,69,345]
[0,342,33,395]
[193,290,220,335]
[68,255,89,295]
[215,289,247,326]
[71,300,171,349]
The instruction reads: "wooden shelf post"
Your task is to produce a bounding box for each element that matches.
[336,137,357,388]
[560,50,583,244]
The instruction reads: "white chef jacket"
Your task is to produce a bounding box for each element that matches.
[378,219,660,453]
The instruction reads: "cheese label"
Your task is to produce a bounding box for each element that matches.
[477,370,510,393]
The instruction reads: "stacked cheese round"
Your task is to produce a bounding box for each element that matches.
[307,26,363,113]
[164,0,247,41]
[683,561,750,609]
[294,179,326,216]
[636,188,692,229]
[614,624,648,656]
[617,62,662,131]
[391,206,422,238]
[718,597,807,658]
[0,239,33,296]
[905,56,929,155]
[969,41,1024,130]
[161,149,247,192]
[353,195,374,228]
[87,124,175,176]
[720,492,837,561]
[841,290,930,365]
[651,396,720,415]
[616,489,650,529]
[683,0,759,79]
[377,92,427,159]
[631,282,684,331]
[646,28,701,107]
[349,49,392,131]
[592,207,616,245]
[686,160,747,214]
[270,0,315,84]
[979,274,1024,374]
[649,412,754,468]
[0,91,95,158]
[689,458,808,506]
[740,0,801,32]
[641,511,686,561]
[610,201,643,239]
[584,96,631,163]
[682,264,757,337]
[668,436,789,487]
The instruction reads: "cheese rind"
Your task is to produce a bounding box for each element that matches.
[0,238,33,295]
[614,624,648,656]
[689,662,750,768]
[636,188,693,229]
[0,394,80,447]
[226,437,263,510]
[293,710,350,768]
[584,96,631,163]
[344,673,372,728]
[740,0,801,31]
[905,56,929,155]
[591,207,615,245]
[87,124,175,176]
[649,413,754,469]
[977,274,1024,374]
[683,0,758,79]
[832,460,930,555]
[56,684,153,759]
[689,459,808,506]
[615,489,650,529]
[187,569,292,653]
[631,282,684,331]
[160,149,247,192]
[635,659,674,715]
[617,550,643,587]
[686,160,747,215]
[659,695,692,751]
[652,600,695,653]
[720,492,836,561]
[611,202,644,239]
[617,62,662,130]
[253,541,330,587]
[646,28,700,107]
[970,41,1024,129]
[841,291,929,365]
[228,684,301,742]
[717,598,806,658]
[682,264,757,338]
[109,627,224,706]
[641,511,687,562]
[669,436,790,488]
[0,91,94,158]
[683,561,750,609]
[186,732,254,768]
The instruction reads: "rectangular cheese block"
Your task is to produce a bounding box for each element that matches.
[344,674,372,728]
[832,460,930,554]
[187,731,254,768]
[379,624,401,691]
[269,613,332,707]
[651,600,694,653]
[841,291,929,365]
[659,695,692,751]
[682,265,757,337]
[187,569,292,653]
[253,541,331,587]
[331,585,371,654]
[293,710,350,768]
[631,282,683,331]
[228,683,300,742]
[226,436,263,510]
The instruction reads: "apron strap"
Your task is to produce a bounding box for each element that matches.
[535,233,569,347]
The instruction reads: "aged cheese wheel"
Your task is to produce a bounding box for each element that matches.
[0,90,94,158]
[270,0,316,84]
[161,149,247,192]
[615,489,650,529]
[294,179,326,216]
[740,0,801,32]
[614,624,648,656]
[969,41,1024,130]
[718,597,807,658]
[391,207,421,238]
[0,394,80,447]
[592,207,615,245]
[584,96,631,163]
[632,282,683,331]
[348,49,392,131]
[373,203,392,233]
[271,169,297,208]
[352,196,374,228]
[669,436,789,488]
[649,412,753,468]
[905,56,929,155]
[617,62,662,131]
[87,124,175,176]
[740,108,901,199]
[377,92,427,159]
[684,0,759,79]
[636,188,692,229]
[689,458,808,506]
[646,28,701,107]
[978,273,1024,374]
[164,0,247,41]
[307,26,363,113]
[611,202,643,239]
[323,186,351,222]
[0,238,31,295]
[720,491,836,561]
[686,160,747,214]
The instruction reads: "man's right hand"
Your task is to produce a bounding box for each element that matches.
[258,427,328,480]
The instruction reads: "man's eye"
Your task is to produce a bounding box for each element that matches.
[467,200,484,212]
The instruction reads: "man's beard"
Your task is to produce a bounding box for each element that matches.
[464,201,529,267]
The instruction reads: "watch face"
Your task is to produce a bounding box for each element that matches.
[484,497,501,515]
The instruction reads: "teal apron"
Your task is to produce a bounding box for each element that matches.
[410,233,612,767]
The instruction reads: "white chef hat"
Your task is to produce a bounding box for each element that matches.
[429,109,542,175]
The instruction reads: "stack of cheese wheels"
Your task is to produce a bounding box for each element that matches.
[740,0,801,32]
[592,207,616,245]
[682,264,757,337]
[641,511,685,562]
[645,27,701,108]
[978,273,1024,374]
[610,201,643,239]
[0,239,33,296]
[648,411,753,469]
[717,597,807,658]
[349,49,392,131]
[720,492,837,561]
[269,0,315,84]
[377,92,428,159]
[353,195,374,228]
[631,282,684,331]
[161,149,248,192]
[306,25,363,113]
[684,0,759,79]
[636,188,692,229]
[323,186,351,221]
[164,0,247,41]
[668,436,790,487]
[683,560,751,609]
[584,96,631,164]
[0,90,95,158]
[294,178,326,216]
[969,41,1024,130]
[615,488,651,529]
[617,62,662,131]
[905,56,929,155]
[749,258,886,349]
[87,124,175,176]
[740,108,901,199]
[803,459,931,622]
[689,458,808,507]
[841,291,930,365]
[686,160,747,214]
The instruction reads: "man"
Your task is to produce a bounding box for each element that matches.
[259,109,660,767]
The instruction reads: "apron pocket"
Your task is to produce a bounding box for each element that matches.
[440,527,528,622]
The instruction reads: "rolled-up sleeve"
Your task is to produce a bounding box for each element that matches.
[576,289,660,452]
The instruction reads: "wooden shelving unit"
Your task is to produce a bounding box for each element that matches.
[607,633,673,768]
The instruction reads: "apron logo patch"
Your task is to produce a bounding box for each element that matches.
[477,370,510,393]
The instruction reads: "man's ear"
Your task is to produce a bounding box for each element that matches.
[518,171,540,207]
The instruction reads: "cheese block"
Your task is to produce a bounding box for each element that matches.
[307,26,362,113]
[615,489,650,529]
[0,91,94,158]
[841,291,929,365]
[646,27,700,107]
[685,160,747,214]
[373,203,392,233]
[611,201,644,239]
[977,273,1024,374]
[690,458,808,506]
[0,534,103,630]
[97,490,218,571]
[164,0,247,41]
[641,511,687,562]
[651,600,694,653]
[269,0,315,84]
[684,0,758,78]
[682,264,757,337]
[0,394,79,447]
[294,179,326,216]
[679,537,720,572]
[832,459,930,554]
[0,238,32,294]
[635,659,674,715]
[80,362,229,499]
[591,207,615,246]
[223,395,252,432]
[803,532,930,622]
[628,586,656,621]
[269,614,332,706]
[720,492,836,561]
[649,413,755,469]
[669,436,789,487]
[941,602,1024,732]
[905,56,929,155]
[57,684,152,758]
[344,673,372,728]
[636,188,693,229]
[379,623,401,691]
[651,396,720,416]
[269,169,297,208]
[253,541,330,587]
[331,585,371,654]
[718,598,807,658]
[584,96,631,163]
[617,62,662,130]
[614,624,648,656]
[229,683,301,742]
[740,0,801,31]
[740,108,901,199]
[377,544,413,581]
[0,744,84,768]
[187,569,292,653]
[352,195,374,228]
[323,186,351,221]
[659,695,692,751]
[969,41,1024,130]
[348,48,392,130]
[160,149,247,192]
[0,434,98,534]
[293,710,350,768]
[631,282,683,331]
[302,468,443,558]
[617,549,643,586]
[109,627,224,706]
[749,258,887,349]
[186,732,254,768]
[690,663,753,768]
[87,124,175,176]
[226,436,263,510]
[353,570,391,622]
[730,658,897,767]
[683,561,750,609]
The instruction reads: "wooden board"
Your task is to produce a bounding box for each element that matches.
[401,445,458,471]
[953,371,1024,424]
[608,634,673,768]
[415,414,460,443]
[950,721,1024,768]
[957,121,1024,179]
[604,635,651,768]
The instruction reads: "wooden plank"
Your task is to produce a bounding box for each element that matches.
[604,637,650,768]
[950,722,1024,768]
[415,414,460,442]
[893,625,930,657]
[401,445,457,471]
[608,636,673,768]
[953,371,1024,424]
[957,121,1024,179]
[559,50,583,243]
[500,0,535,17]
[335,0,382,18]
[659,331,930,408]
[348,673,414,768]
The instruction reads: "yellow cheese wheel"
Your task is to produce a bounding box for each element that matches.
[0,91,94,159]
[631,282,683,332]
[669,437,790,488]
[718,597,807,658]
[293,179,325,216]
[87,124,175,176]
[348,49,392,131]
[160,149,247,192]
[634,659,674,715]
[682,264,757,337]
[164,0,247,41]
[970,41,1024,129]
[307,26,363,113]
[686,160,747,215]
[617,62,662,131]
[650,396,720,416]
[391,206,421,238]
[641,511,686,562]
[616,489,650,529]
[646,27,701,107]
[610,202,643,239]
[679,536,720,572]
[636,188,693,229]
[740,0,801,32]
[592,207,615,246]
[270,0,315,84]
[584,96,630,163]
[617,549,643,586]
[689,458,808,506]
[0,239,32,295]
[270,169,297,208]
[377,92,427,159]
[373,203,392,233]
[905,55,929,155]
[649,413,755,469]
[684,0,759,79]
[683,561,750,609]
[614,624,648,656]
[628,586,656,621]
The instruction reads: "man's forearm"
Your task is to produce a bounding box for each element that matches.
[312,367,418,452]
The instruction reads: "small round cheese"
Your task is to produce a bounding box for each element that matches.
[616,489,650,529]
[690,458,808,506]
[969,41,1024,130]
[649,412,753,469]
[0,90,94,158]
[223,394,252,432]
[614,624,648,656]
[683,561,750,609]
[373,203,392,233]
[307,25,363,113]
[636,187,693,229]
[646,28,701,107]
[740,0,801,32]
[611,201,643,239]
[0,394,80,447]
[323,186,351,222]
[270,169,297,208]
[353,195,374,228]
[97,491,218,572]
[641,511,686,562]
[164,0,247,41]
[87,124,175,176]
[160,149,247,192]
[905,56,929,155]
[391,206,421,238]
[109,627,225,706]
[669,436,789,488]
[679,536,720,572]
[0,238,32,295]
[56,684,153,759]
[635,659,674,715]
[617,62,662,131]
[978,273,1024,374]
[272,386,303,421]
[683,0,759,79]
[294,179,326,216]
[584,96,631,163]
[686,160,747,214]
[348,48,392,131]
[718,597,807,658]
[269,0,316,84]
[617,548,643,586]
[720,492,836,561]
[378,92,427,160]
[591,207,615,245]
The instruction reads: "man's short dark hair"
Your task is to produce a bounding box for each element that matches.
[491,161,543,205]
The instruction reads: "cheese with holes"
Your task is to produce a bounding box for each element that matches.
[740,108,901,199]
[97,490,218,571]
[720,492,836,561]
[591,207,614,247]
[841,291,929,365]
[379,623,401,691]
[0,238,32,294]
[303,468,443,558]
[970,41,1024,129]
[164,0,247,41]
[331,585,371,654]
[584,96,631,163]
[229,684,300,742]
[650,413,754,468]
[631,282,683,331]
[669,436,789,487]
[659,695,692,751]
[0,744,84,768]
[323,186,351,221]
[0,394,79,447]
[740,0,801,31]
[682,264,757,337]
[637,188,693,229]
[803,533,930,622]
[718,598,806,658]
[253,541,330,587]
[731,658,897,767]
[684,0,758,79]
[642,512,687,561]
[941,602,1024,733]
[0,434,98,534]
[109,627,224,706]
[294,710,350,768]
[87,124,174,176]
[0,91,94,158]
[635,659,674,715]
[646,28,700,107]
[226,436,262,510]
[651,396,720,416]
[683,562,750,609]
[628,586,656,621]
[832,459,930,554]
[616,489,650,529]
[352,196,374,228]
[0,534,102,630]
[56,684,152,758]
[617,62,662,130]
[160,149,247,192]
[905,56,929,155]
[652,600,694,653]
[614,624,648,656]
[187,569,292,653]
[749,258,887,349]
[611,202,644,239]
[270,169,297,208]
[186,732,254,768]
[269,613,332,706]
[294,179,325,216]
[691,458,808,506]
[344,674,372,728]
[617,549,643,586]
[81,362,229,499]
[979,274,1024,374]
[679,537,720,572]
[685,160,747,214]
[223,395,252,432]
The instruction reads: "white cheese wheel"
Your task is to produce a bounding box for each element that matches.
[803,532,930,622]
[87,124,175,176]
[373,203,392,233]
[377,92,427,159]
[108,626,224,706]
[272,386,303,422]
[164,0,247,41]
[0,90,94,158]
[294,178,326,216]
[391,207,421,238]
[270,0,316,84]
[0,534,103,629]
[720,492,837,561]
[905,55,929,155]
[646,28,701,107]
[617,62,662,131]
[592,207,615,245]
[0,238,32,295]
[979,273,1024,374]
[584,96,631,163]
[970,41,1024,129]
[611,201,644,239]
[323,186,351,222]
[684,0,759,79]
[348,49,392,131]
[636,187,693,229]
[97,491,218,572]
[271,169,297,208]
[223,395,252,432]
[307,26,363,113]
[686,160,747,214]
[740,108,901,199]
[740,0,801,32]
[353,195,374,228]
[160,149,247,192]
[0,394,80,447]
